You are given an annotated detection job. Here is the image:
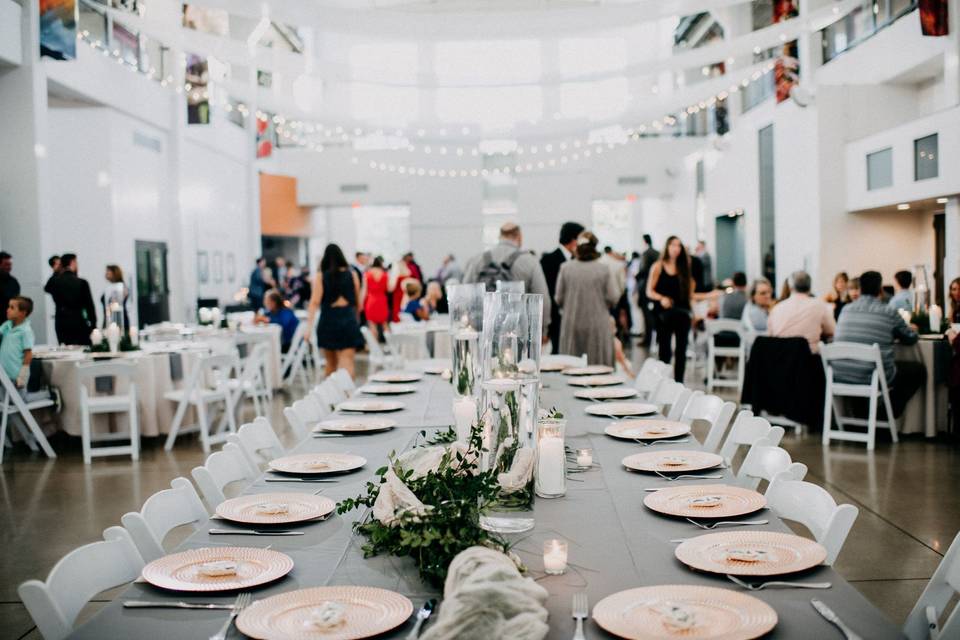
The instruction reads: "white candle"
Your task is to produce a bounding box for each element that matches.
[129,327,139,345]
[453,397,477,442]
[929,305,942,332]
[105,323,121,353]
[211,308,222,326]
[90,328,103,346]
[543,539,568,575]
[536,436,565,496]
[576,448,593,468]
[198,307,212,323]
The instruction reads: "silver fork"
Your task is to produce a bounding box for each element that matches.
[210,592,251,640]
[686,518,769,529]
[727,574,832,591]
[654,471,724,481]
[637,439,690,447]
[572,591,588,640]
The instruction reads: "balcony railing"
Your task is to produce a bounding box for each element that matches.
[820,0,918,64]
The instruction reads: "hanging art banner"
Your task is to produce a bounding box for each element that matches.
[39,0,77,60]
[256,115,275,158]
[773,0,799,104]
[919,0,949,36]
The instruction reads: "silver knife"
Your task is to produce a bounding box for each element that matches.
[208,529,304,536]
[405,599,437,639]
[811,598,863,640]
[124,600,235,610]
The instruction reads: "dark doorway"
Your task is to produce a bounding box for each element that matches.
[135,240,170,328]
[715,213,747,282]
[934,212,945,307]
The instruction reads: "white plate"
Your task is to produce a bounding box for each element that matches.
[575,387,638,400]
[540,355,585,372]
[369,371,423,383]
[585,402,658,417]
[268,453,368,475]
[359,384,417,395]
[313,417,396,434]
[337,400,405,413]
[563,364,616,376]
[568,375,625,387]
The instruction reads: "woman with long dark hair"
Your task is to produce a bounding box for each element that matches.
[306,243,364,378]
[645,236,710,382]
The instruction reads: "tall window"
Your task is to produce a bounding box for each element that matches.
[866,147,893,190]
[914,133,938,181]
[591,200,634,254]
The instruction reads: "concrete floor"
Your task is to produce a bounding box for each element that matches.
[1,352,957,640]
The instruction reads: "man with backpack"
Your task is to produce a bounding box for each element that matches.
[463,222,551,340]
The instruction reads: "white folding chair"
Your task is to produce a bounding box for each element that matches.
[904,531,960,639]
[313,380,346,410]
[361,326,395,371]
[331,368,357,395]
[120,477,209,563]
[18,526,143,640]
[280,322,311,390]
[765,471,859,565]
[633,359,670,400]
[76,361,140,464]
[164,353,240,453]
[679,393,737,453]
[651,379,694,422]
[821,341,898,451]
[734,436,808,492]
[228,417,286,471]
[0,368,56,464]
[228,342,272,419]
[718,410,784,464]
[191,442,257,509]
[705,319,746,394]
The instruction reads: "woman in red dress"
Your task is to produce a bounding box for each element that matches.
[363,256,390,340]
[388,260,412,324]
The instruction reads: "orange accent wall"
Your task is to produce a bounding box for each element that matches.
[259,172,310,236]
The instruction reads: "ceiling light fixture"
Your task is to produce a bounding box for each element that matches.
[936,197,949,204]
[897,203,910,210]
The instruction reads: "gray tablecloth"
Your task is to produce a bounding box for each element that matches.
[70,373,900,639]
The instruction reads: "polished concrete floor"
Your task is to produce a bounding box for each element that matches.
[1,352,957,640]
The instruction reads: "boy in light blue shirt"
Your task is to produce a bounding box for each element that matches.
[0,296,35,387]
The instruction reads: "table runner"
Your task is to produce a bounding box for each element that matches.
[70,372,900,639]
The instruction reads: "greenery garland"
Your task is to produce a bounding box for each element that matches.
[337,423,512,587]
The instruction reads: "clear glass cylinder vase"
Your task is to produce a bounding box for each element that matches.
[479,378,535,533]
[448,283,485,398]
[535,418,566,498]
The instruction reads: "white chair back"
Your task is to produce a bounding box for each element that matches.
[76,361,140,464]
[0,367,57,464]
[651,379,693,421]
[283,404,309,440]
[313,381,344,411]
[280,321,308,385]
[680,393,737,452]
[718,411,784,463]
[331,368,356,395]
[904,531,960,640]
[820,341,897,450]
[18,526,143,640]
[191,442,257,508]
[634,359,670,399]
[360,326,391,368]
[120,477,208,563]
[766,471,859,565]
[164,353,240,453]
[734,436,807,492]
[705,319,746,394]
[230,417,285,470]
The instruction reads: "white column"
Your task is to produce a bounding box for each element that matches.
[943,0,960,107]
[944,197,960,303]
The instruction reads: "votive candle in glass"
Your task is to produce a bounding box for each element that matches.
[543,539,568,575]
[576,448,593,468]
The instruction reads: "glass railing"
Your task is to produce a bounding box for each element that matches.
[821,0,918,64]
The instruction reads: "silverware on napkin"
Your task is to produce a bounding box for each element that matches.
[686,518,769,530]
[811,598,863,640]
[405,598,437,639]
[123,601,235,610]
[654,472,724,481]
[726,574,832,591]
[572,591,588,640]
[208,528,304,536]
[209,593,251,640]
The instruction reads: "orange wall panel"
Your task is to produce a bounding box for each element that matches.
[260,172,310,236]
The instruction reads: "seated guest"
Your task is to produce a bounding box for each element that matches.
[1,296,35,388]
[767,270,834,353]
[948,277,960,323]
[421,281,444,316]
[887,270,914,313]
[847,277,861,302]
[719,272,748,319]
[402,280,429,321]
[833,270,923,417]
[255,289,299,353]
[742,277,774,332]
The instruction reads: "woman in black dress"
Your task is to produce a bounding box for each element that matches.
[305,244,364,379]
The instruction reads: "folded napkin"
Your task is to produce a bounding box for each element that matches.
[395,441,476,480]
[372,469,432,527]
[421,546,549,640]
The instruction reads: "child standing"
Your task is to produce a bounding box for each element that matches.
[1,296,35,388]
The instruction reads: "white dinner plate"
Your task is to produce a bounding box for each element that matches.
[337,400,405,413]
[359,384,417,395]
[585,402,658,417]
[313,417,396,434]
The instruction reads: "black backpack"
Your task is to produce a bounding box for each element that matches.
[475,250,522,292]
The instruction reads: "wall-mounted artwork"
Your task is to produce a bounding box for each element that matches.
[197,251,209,284]
[226,253,236,283]
[39,0,77,60]
[213,251,223,283]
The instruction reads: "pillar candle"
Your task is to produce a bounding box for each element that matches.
[453,397,477,442]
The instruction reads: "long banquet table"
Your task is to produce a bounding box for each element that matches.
[71,371,901,639]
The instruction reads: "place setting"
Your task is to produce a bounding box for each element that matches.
[574,386,638,401]
[312,417,396,438]
[605,419,692,446]
[204,492,339,538]
[539,354,587,372]
[562,364,615,376]
[567,374,625,387]
[586,401,659,418]
[264,453,368,484]
[368,370,424,384]
[622,450,725,481]
[357,383,418,395]
[335,399,406,414]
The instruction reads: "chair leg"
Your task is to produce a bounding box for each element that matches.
[822,391,833,446]
[224,396,238,435]
[164,397,189,451]
[129,396,140,462]
[706,349,715,393]
[197,401,211,454]
[866,391,878,451]
[882,388,898,443]
[0,402,9,465]
[81,406,92,465]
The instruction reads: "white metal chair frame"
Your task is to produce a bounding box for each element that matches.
[680,393,737,453]
[191,442,258,509]
[734,436,807,492]
[0,368,56,464]
[164,353,240,453]
[904,531,960,639]
[228,417,286,471]
[766,471,859,566]
[651,379,694,422]
[120,477,209,563]
[230,342,272,418]
[718,410,784,464]
[76,361,140,464]
[331,368,357,396]
[280,321,312,390]
[18,526,143,640]
[820,341,898,451]
[705,319,746,394]
[634,359,670,400]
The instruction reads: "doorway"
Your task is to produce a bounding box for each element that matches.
[715,213,746,282]
[135,240,170,328]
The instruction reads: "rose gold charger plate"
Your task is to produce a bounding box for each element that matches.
[575,387,639,400]
[215,493,336,524]
[568,374,624,387]
[237,586,414,640]
[268,453,367,475]
[605,419,691,441]
[586,402,659,418]
[643,484,766,519]
[369,371,423,383]
[676,531,827,577]
[141,547,294,592]
[358,384,417,395]
[563,364,615,376]
[337,400,406,413]
[593,585,777,640]
[622,450,724,473]
[313,417,396,434]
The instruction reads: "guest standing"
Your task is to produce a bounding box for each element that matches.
[555,232,620,367]
[437,254,463,284]
[948,277,960,323]
[694,240,715,291]
[887,270,914,312]
[540,222,584,354]
[636,234,660,348]
[363,256,391,340]
[741,278,774,332]
[255,289,299,353]
[248,257,271,311]
[100,264,130,329]
[403,252,424,285]
[389,260,413,324]
[45,253,96,345]
[306,244,364,379]
[767,271,834,353]
[0,252,20,320]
